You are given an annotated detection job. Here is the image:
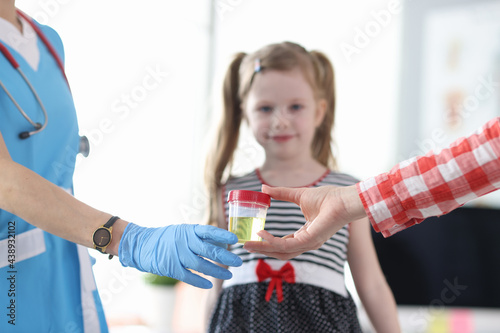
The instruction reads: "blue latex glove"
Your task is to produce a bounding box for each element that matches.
[119,223,242,289]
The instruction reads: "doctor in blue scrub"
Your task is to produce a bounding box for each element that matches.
[0,2,241,332]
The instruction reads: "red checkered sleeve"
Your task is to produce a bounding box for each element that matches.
[356,117,500,237]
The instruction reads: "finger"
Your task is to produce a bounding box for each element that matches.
[261,185,307,205]
[177,270,213,289]
[260,231,298,246]
[249,229,317,253]
[186,255,234,281]
[258,230,279,242]
[196,242,242,267]
[204,239,226,248]
[244,231,292,252]
[240,230,274,250]
[195,224,238,245]
[306,213,344,239]
[243,240,275,252]
[294,221,311,237]
[244,249,302,261]
[246,235,309,259]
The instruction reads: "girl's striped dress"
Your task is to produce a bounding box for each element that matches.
[208,169,363,333]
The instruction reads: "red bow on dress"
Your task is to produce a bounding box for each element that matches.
[256,259,295,303]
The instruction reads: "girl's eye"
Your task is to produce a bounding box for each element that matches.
[258,106,273,113]
[290,104,303,111]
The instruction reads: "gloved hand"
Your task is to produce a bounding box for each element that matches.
[119,223,242,289]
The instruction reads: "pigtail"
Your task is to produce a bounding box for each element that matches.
[309,50,337,170]
[204,52,247,226]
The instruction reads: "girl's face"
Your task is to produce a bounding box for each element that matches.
[243,68,326,162]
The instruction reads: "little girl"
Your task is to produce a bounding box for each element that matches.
[205,42,400,332]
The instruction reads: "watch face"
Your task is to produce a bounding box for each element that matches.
[93,228,111,247]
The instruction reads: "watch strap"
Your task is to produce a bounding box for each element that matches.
[104,216,120,228]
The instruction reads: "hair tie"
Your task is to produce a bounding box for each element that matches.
[254,58,262,73]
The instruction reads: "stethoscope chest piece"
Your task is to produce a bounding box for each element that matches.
[79,136,90,157]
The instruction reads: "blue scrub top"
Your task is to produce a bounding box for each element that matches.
[0,19,108,332]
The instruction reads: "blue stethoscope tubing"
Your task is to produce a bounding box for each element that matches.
[0,9,69,140]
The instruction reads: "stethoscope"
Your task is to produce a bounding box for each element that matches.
[0,10,89,156]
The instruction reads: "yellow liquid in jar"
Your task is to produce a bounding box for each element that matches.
[229,217,266,244]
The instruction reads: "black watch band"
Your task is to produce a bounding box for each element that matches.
[104,216,120,229]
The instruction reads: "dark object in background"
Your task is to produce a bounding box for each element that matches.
[372,207,500,308]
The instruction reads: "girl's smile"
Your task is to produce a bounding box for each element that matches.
[268,134,296,142]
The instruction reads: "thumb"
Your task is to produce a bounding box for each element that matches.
[262,185,306,205]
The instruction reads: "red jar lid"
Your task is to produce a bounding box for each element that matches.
[227,190,271,207]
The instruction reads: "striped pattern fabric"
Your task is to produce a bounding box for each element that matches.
[222,169,359,296]
[358,117,500,237]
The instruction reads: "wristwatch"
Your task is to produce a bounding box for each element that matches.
[92,216,120,259]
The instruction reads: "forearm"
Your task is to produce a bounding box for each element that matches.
[358,281,400,333]
[0,157,126,255]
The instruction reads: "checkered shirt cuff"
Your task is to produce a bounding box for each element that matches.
[357,117,500,237]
